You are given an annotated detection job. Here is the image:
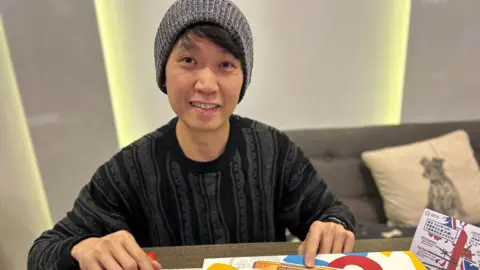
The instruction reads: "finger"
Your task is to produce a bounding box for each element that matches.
[122,235,154,270]
[98,252,123,270]
[304,226,322,267]
[342,232,355,253]
[80,257,104,270]
[331,230,345,254]
[318,226,334,254]
[152,260,162,270]
[298,241,306,255]
[110,240,139,270]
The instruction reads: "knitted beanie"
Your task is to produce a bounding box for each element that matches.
[154,0,254,103]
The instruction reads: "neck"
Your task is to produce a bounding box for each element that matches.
[176,120,230,162]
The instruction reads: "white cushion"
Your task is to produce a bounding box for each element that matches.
[361,130,480,227]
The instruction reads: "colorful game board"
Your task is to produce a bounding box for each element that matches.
[203,251,426,270]
[410,208,480,270]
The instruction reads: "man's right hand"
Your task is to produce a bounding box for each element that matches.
[71,230,162,270]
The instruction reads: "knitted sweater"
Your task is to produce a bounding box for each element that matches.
[28,115,355,269]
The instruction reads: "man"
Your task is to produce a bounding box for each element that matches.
[28,0,355,269]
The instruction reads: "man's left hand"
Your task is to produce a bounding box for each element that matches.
[298,221,355,267]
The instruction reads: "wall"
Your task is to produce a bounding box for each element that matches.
[1,0,119,224]
[0,14,52,270]
[0,1,118,268]
[402,0,480,123]
[103,0,409,147]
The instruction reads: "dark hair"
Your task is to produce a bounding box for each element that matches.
[178,23,244,62]
[161,23,244,87]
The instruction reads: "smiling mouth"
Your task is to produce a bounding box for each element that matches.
[190,102,220,109]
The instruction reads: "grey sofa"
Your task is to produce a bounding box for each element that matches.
[284,120,480,239]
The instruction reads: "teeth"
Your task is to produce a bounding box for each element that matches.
[191,102,218,109]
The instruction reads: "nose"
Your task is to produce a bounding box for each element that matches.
[194,68,219,93]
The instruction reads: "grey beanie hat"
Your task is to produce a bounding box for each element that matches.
[154,0,254,103]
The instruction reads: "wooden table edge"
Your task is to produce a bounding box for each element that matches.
[144,237,413,268]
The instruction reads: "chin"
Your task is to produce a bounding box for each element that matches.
[182,116,227,133]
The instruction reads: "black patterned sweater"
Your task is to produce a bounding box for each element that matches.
[28,115,355,269]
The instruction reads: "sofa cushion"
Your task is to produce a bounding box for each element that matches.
[310,158,370,197]
[340,197,384,225]
[361,130,480,227]
[310,158,386,224]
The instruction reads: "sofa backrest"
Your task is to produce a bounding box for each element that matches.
[284,120,480,225]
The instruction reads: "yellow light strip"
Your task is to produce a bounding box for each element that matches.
[0,15,53,228]
[93,1,134,148]
[376,0,411,125]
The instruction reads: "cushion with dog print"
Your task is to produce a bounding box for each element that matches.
[361,130,480,227]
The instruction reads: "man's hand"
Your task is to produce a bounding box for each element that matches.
[298,221,355,267]
[71,230,162,270]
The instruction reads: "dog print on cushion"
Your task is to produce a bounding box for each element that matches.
[420,157,466,219]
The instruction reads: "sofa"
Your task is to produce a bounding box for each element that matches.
[284,120,480,239]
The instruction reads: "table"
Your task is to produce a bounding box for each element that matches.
[144,237,413,269]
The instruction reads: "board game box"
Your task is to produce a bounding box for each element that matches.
[410,208,480,270]
[200,208,480,270]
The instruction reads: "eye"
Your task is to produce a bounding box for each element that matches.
[181,57,196,64]
[220,61,235,69]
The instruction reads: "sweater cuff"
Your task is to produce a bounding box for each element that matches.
[57,235,98,269]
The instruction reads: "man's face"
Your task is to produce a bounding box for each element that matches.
[164,34,244,133]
